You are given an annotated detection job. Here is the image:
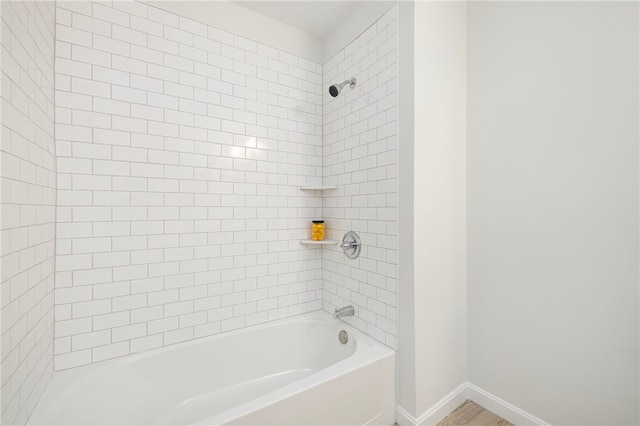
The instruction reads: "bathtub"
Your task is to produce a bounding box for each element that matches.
[28,311,395,425]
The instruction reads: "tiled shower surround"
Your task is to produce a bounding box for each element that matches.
[322,9,398,348]
[45,0,396,371]
[1,1,56,423]
[53,0,324,369]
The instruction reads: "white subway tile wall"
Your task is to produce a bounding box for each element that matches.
[0,1,56,424]
[53,0,325,370]
[322,8,398,348]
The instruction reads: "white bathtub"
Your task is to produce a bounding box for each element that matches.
[28,311,395,425]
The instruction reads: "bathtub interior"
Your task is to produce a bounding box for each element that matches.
[28,313,392,425]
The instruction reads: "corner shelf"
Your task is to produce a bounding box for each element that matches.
[299,186,338,191]
[299,239,338,246]
[299,185,337,247]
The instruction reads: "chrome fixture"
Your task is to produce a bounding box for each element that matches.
[340,231,361,259]
[334,305,355,319]
[329,78,356,97]
[338,330,349,344]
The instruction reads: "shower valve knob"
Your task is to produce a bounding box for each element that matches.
[340,231,361,259]
[339,241,352,249]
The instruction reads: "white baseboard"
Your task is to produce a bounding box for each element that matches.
[395,406,415,426]
[465,383,550,426]
[396,382,549,426]
[396,382,468,426]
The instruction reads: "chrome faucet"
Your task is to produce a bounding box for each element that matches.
[333,305,355,319]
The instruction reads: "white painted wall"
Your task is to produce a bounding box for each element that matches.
[396,0,416,418]
[413,0,467,417]
[397,1,467,422]
[467,2,639,425]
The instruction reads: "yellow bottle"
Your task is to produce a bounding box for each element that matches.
[312,220,325,241]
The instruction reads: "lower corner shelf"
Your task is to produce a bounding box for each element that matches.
[299,239,338,246]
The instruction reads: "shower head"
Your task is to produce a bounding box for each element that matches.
[329,78,356,97]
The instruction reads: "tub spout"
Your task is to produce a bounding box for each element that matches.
[333,305,355,319]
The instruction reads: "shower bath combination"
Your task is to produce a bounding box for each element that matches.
[328,77,357,97]
[1,0,401,424]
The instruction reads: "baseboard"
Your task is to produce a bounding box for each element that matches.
[466,383,550,426]
[396,382,549,426]
[363,411,385,425]
[396,382,468,426]
[395,406,416,426]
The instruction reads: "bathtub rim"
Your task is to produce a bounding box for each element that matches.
[29,310,395,425]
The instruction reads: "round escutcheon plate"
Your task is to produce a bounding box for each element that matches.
[338,330,348,344]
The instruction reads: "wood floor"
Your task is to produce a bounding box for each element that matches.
[436,400,513,426]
